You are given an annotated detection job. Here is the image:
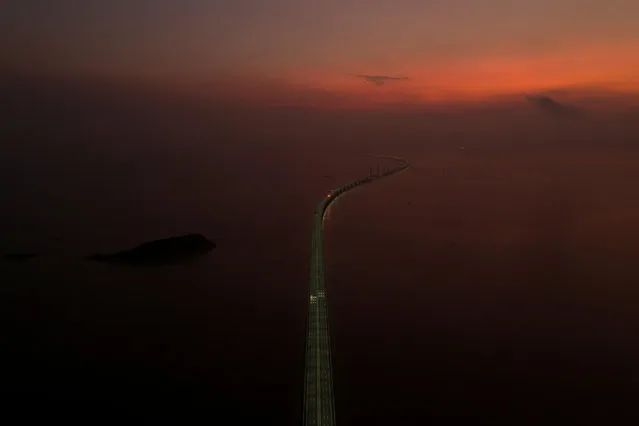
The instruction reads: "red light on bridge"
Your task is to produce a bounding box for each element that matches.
[327,193,332,198]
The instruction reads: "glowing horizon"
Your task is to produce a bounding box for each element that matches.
[2,1,639,108]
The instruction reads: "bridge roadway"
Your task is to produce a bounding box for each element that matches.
[303,156,409,426]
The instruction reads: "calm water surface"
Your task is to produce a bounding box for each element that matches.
[2,89,639,423]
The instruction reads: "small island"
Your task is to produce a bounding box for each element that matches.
[87,234,215,266]
[3,253,37,262]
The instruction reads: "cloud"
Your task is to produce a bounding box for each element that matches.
[352,74,409,86]
[524,94,580,117]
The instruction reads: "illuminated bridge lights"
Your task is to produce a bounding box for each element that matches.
[304,157,409,426]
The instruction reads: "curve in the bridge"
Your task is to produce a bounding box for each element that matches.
[303,155,409,426]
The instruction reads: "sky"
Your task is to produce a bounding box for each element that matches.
[2,0,639,107]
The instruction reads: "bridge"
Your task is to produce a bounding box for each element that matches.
[303,155,409,426]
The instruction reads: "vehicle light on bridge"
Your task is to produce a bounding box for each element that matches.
[327,193,332,198]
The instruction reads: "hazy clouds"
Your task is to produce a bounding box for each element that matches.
[352,74,410,86]
[525,94,581,117]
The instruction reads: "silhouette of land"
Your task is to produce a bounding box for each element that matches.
[3,253,37,261]
[87,234,215,266]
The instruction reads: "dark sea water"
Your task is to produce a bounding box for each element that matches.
[326,118,639,425]
[2,83,639,423]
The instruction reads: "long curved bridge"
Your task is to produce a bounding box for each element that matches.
[303,155,409,426]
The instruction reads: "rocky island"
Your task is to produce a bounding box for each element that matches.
[3,253,37,262]
[87,234,215,266]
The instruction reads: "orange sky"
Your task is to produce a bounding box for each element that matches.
[2,1,639,108]
[228,40,639,107]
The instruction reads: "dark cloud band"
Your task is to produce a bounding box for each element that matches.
[352,74,409,86]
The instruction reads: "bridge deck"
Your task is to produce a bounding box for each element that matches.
[303,157,408,426]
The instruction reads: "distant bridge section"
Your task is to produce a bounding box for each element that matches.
[303,155,409,426]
